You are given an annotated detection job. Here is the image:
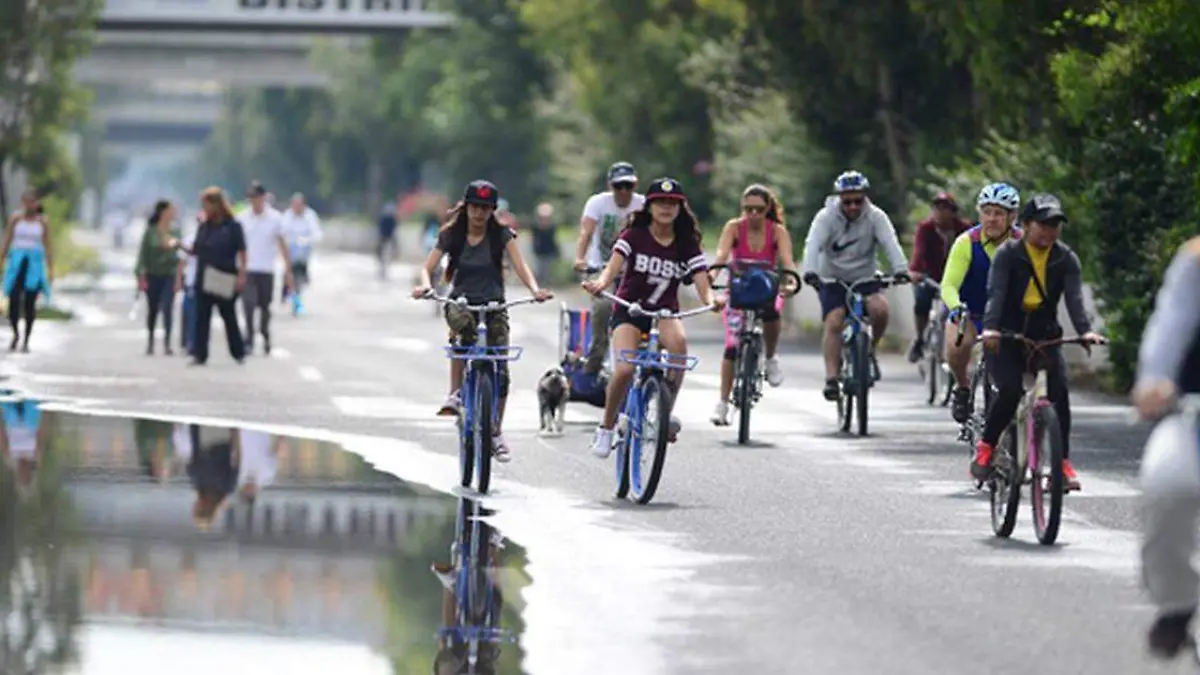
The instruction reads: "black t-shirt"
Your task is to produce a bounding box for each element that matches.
[194,217,246,275]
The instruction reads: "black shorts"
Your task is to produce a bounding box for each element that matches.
[913,280,938,317]
[818,281,885,319]
[610,306,652,335]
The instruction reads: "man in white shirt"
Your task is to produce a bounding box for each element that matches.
[237,181,293,355]
[280,192,323,315]
[573,162,646,374]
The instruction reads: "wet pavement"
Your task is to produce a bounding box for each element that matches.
[0,393,528,674]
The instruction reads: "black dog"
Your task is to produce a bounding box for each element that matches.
[536,367,570,436]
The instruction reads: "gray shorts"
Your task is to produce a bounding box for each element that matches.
[243,272,274,309]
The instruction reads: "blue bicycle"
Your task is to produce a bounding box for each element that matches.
[601,291,712,504]
[435,496,516,673]
[815,272,907,436]
[424,294,538,494]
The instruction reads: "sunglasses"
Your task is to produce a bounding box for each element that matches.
[612,182,635,191]
[742,205,766,215]
[841,197,865,207]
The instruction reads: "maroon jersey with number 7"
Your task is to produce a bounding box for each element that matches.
[612,226,707,312]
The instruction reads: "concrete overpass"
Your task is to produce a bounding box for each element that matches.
[76,31,343,89]
[98,0,453,33]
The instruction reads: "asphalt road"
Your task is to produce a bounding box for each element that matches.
[5,243,1179,675]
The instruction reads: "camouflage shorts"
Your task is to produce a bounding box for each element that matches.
[444,303,510,348]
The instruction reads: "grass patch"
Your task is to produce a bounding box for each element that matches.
[37,305,74,320]
[54,234,102,277]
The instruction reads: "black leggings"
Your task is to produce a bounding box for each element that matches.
[8,259,38,342]
[981,343,1073,459]
[145,274,174,344]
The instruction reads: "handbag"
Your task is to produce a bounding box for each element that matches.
[202,267,237,300]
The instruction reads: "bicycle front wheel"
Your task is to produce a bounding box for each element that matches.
[989,426,1020,537]
[854,332,871,436]
[472,370,495,494]
[1030,404,1065,545]
[630,374,671,505]
[737,339,759,445]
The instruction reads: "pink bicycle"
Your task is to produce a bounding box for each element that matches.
[985,332,1104,545]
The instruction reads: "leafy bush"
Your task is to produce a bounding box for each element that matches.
[906,130,1086,252]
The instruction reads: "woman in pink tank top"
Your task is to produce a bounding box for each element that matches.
[708,184,798,427]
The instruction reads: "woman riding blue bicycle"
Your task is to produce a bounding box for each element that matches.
[708,184,798,426]
[581,177,723,459]
[412,180,551,461]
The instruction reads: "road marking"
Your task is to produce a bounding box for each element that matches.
[298,366,324,382]
[271,347,292,359]
[25,374,156,386]
[381,337,433,353]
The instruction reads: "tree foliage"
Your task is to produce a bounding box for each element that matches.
[0,0,100,216]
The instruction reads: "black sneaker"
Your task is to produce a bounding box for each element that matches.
[906,339,924,364]
[822,379,840,402]
[951,387,972,423]
[1149,610,1194,659]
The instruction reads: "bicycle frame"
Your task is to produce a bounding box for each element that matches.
[424,294,536,490]
[602,291,706,501]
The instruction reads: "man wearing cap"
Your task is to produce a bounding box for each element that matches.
[574,162,646,375]
[972,194,1106,489]
[237,181,293,355]
[907,191,972,363]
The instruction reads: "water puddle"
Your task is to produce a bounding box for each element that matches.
[0,393,530,674]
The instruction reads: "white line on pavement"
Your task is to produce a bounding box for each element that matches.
[271,347,292,359]
[298,366,324,382]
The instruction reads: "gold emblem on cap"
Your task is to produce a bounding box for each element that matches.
[661,180,673,192]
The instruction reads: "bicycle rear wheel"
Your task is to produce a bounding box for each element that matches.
[989,426,1021,537]
[1030,404,1065,545]
[472,370,495,494]
[630,374,671,505]
[854,332,871,436]
[736,339,759,445]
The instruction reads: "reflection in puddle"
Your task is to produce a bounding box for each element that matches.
[0,394,530,673]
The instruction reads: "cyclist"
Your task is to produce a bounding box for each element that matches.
[581,177,722,459]
[709,184,798,426]
[412,180,552,462]
[1133,237,1200,659]
[940,182,1022,422]
[800,170,910,401]
[972,194,1105,489]
[574,162,646,377]
[907,191,971,363]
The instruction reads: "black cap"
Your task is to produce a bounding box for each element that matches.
[1020,193,1067,225]
[463,179,499,207]
[644,177,686,201]
[608,162,637,185]
[247,181,266,197]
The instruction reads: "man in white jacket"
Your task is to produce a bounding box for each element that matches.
[280,192,323,315]
[800,170,910,401]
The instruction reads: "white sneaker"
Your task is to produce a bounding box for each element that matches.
[591,427,615,459]
[711,400,730,426]
[437,390,462,416]
[492,433,510,463]
[765,357,783,387]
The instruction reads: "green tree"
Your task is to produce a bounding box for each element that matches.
[1050,0,1200,389]
[0,0,100,216]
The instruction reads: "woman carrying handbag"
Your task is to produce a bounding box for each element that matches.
[189,186,248,365]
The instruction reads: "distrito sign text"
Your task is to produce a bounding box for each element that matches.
[99,0,454,29]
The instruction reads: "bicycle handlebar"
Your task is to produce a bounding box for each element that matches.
[975,331,1106,349]
[420,293,542,313]
[600,291,715,319]
[707,263,802,297]
[814,272,908,293]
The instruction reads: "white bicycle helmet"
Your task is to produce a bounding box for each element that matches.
[976,182,1020,211]
[833,170,870,194]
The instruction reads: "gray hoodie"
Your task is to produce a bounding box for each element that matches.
[801,195,908,282]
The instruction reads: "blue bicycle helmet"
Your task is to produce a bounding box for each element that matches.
[976,182,1020,211]
[833,170,870,194]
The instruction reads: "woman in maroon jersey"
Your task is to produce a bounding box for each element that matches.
[581,177,723,459]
